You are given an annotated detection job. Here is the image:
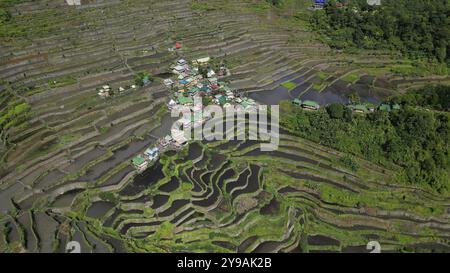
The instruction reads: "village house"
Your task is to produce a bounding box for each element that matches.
[207,69,216,78]
[349,104,368,114]
[144,147,159,161]
[131,155,148,172]
[164,79,175,87]
[97,84,111,98]
[177,95,194,105]
[292,98,302,106]
[173,65,186,74]
[159,135,173,148]
[177,59,187,65]
[301,100,320,110]
[171,129,188,147]
[194,57,211,65]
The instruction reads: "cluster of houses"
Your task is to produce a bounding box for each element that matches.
[131,132,190,171]
[130,57,260,172]
[292,99,401,114]
[347,103,401,114]
[165,57,257,111]
[97,84,137,99]
[131,146,159,172]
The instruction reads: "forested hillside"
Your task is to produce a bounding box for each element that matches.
[310,0,450,66]
[281,85,450,193]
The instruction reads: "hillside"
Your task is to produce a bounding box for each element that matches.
[0,0,449,253]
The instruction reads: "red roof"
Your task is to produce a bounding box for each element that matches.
[175,42,182,49]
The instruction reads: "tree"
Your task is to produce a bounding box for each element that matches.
[326,103,345,119]
[198,66,208,78]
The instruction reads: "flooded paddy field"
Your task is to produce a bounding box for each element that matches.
[3,126,448,253]
[8,134,441,253]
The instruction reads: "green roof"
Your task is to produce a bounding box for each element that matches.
[350,104,368,112]
[132,156,145,166]
[302,100,319,107]
[177,96,193,104]
[292,99,302,105]
[392,103,401,110]
[218,96,227,105]
[379,104,391,112]
[188,87,199,93]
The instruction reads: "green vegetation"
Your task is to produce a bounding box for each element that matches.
[58,133,81,146]
[134,72,153,87]
[281,81,297,90]
[99,192,119,204]
[281,85,450,193]
[0,1,25,37]
[48,75,77,89]
[389,85,450,111]
[310,0,450,66]
[326,103,352,121]
[0,85,31,148]
[340,154,359,172]
[190,0,217,11]
[316,71,328,81]
[1,0,449,254]
[342,73,359,83]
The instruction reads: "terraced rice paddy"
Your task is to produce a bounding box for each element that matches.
[1,0,449,253]
[2,132,450,253]
[7,135,449,252]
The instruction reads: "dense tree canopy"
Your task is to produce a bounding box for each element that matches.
[281,85,450,193]
[310,0,450,65]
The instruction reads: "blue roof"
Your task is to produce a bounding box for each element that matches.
[144,147,158,156]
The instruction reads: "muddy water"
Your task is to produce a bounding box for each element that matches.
[34,212,59,253]
[249,86,292,105]
[150,113,178,138]
[249,76,385,106]
[0,183,23,213]
[52,189,84,208]
[68,112,176,185]
[120,162,165,196]
[86,201,115,219]
[157,176,180,193]
[79,137,157,182]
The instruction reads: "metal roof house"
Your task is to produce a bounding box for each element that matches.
[196,57,210,64]
[349,104,368,113]
[132,156,148,172]
[144,147,159,161]
[171,129,188,147]
[378,104,392,112]
[218,96,228,105]
[177,59,187,65]
[392,104,401,110]
[66,0,81,5]
[301,100,320,110]
[177,96,194,105]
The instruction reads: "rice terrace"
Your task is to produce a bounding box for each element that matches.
[0,0,449,255]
